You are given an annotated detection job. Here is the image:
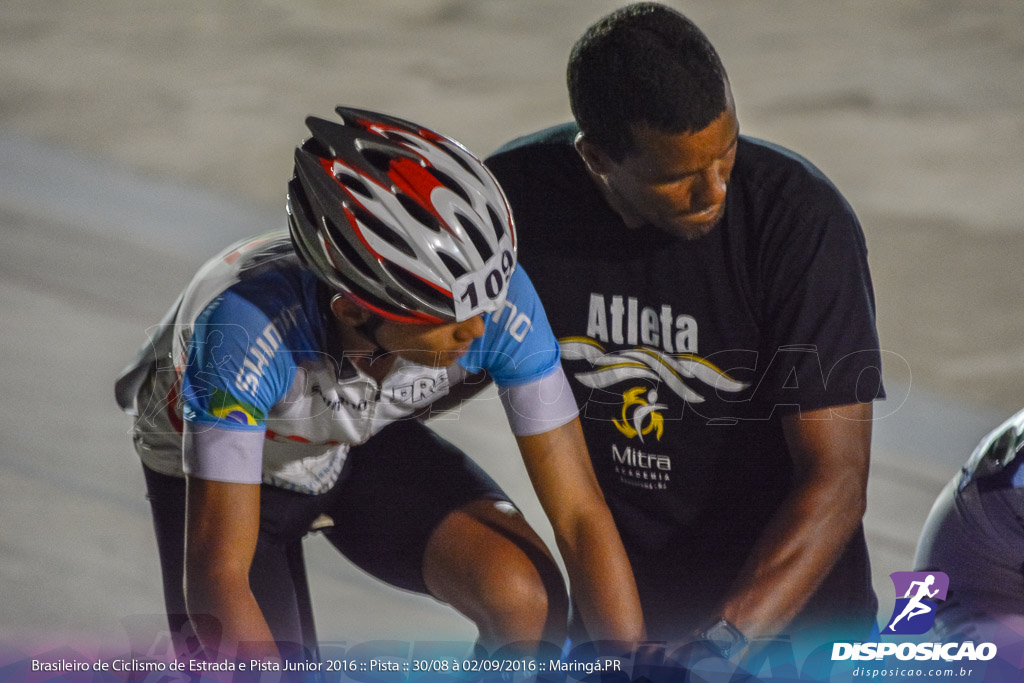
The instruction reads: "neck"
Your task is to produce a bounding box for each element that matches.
[336,320,395,383]
[584,166,646,229]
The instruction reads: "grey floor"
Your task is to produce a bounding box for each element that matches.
[1,0,1022,655]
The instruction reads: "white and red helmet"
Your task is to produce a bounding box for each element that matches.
[287,107,517,324]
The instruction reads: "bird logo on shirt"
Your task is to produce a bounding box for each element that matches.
[560,337,749,404]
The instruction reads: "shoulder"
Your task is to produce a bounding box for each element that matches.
[461,265,561,386]
[504,264,539,301]
[195,264,316,342]
[733,136,856,220]
[186,270,309,393]
[182,233,322,344]
[182,243,324,403]
[486,124,596,253]
[178,233,310,325]
[486,123,580,185]
[730,136,867,264]
[489,122,579,161]
[484,266,547,347]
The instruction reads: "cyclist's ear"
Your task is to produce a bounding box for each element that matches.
[329,293,371,326]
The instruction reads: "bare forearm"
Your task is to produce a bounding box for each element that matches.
[555,510,645,643]
[711,403,873,641]
[717,468,866,639]
[185,569,279,659]
[184,476,277,660]
[515,419,645,643]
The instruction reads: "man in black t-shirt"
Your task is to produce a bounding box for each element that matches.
[486,2,885,657]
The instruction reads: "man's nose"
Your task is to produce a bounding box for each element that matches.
[695,163,728,208]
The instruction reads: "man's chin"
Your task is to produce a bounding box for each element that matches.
[660,214,723,241]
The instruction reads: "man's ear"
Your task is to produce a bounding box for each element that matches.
[574,131,615,177]
[330,294,370,326]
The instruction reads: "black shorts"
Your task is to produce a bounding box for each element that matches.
[143,418,511,654]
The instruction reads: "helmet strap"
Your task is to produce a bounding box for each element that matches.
[353,316,388,363]
[328,292,390,366]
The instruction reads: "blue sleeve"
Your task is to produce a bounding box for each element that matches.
[458,266,561,387]
[181,291,296,430]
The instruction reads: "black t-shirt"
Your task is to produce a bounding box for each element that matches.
[487,124,885,638]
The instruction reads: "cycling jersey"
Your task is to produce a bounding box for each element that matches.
[119,232,576,494]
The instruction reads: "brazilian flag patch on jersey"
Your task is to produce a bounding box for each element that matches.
[208,387,265,426]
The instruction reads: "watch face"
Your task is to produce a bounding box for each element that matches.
[703,619,746,657]
[706,623,734,648]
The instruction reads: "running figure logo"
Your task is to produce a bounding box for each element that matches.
[613,387,666,442]
[882,571,949,635]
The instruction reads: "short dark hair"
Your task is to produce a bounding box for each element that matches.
[568,2,729,161]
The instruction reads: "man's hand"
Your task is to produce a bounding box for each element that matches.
[713,401,873,640]
[185,476,279,660]
[515,417,645,644]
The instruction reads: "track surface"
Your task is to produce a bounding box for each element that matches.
[1,0,1022,653]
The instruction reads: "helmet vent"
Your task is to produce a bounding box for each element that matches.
[303,136,332,159]
[486,204,506,242]
[348,202,417,259]
[336,173,372,199]
[287,178,318,230]
[438,252,468,279]
[431,169,471,205]
[396,193,442,232]
[353,283,408,319]
[455,212,494,261]
[360,147,396,174]
[322,216,376,281]
[383,265,454,314]
[441,146,484,183]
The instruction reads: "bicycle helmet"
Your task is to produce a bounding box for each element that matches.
[287,106,517,324]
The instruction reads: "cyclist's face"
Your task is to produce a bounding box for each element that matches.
[375,315,486,367]
[578,98,739,241]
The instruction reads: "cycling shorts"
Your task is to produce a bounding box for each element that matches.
[143,418,512,651]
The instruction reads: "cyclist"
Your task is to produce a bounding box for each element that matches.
[915,407,1024,647]
[116,107,642,661]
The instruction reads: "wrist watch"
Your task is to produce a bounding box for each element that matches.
[699,618,748,659]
